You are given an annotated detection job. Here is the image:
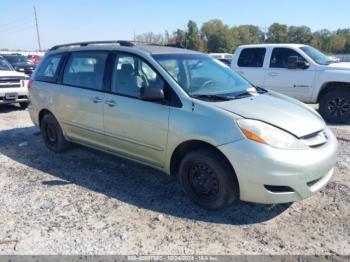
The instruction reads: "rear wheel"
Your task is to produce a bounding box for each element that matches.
[40,113,70,153]
[319,89,350,124]
[19,102,29,109]
[179,148,238,210]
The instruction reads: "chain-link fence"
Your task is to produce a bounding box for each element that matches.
[334,54,350,62]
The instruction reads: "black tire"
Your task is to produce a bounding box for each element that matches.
[19,102,29,109]
[179,148,238,210]
[40,113,70,153]
[319,89,350,124]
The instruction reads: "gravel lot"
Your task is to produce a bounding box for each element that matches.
[0,104,349,255]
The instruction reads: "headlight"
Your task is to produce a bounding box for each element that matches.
[236,119,308,150]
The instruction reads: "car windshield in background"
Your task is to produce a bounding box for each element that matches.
[153,54,254,99]
[0,59,13,71]
[300,46,333,65]
[4,55,30,64]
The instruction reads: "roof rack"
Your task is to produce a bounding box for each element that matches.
[49,40,185,51]
[49,40,135,51]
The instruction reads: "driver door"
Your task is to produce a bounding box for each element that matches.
[103,53,170,167]
[263,47,316,102]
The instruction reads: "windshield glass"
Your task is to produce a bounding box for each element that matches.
[0,58,13,71]
[153,54,253,97]
[300,46,332,65]
[4,55,29,64]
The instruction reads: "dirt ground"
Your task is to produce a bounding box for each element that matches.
[0,104,349,255]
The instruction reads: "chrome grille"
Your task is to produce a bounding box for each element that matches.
[0,77,22,88]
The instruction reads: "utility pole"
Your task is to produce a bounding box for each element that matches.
[34,6,42,51]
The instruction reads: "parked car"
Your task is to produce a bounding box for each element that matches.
[1,54,36,76]
[0,55,30,108]
[28,41,337,210]
[27,55,41,64]
[209,53,233,66]
[231,44,350,123]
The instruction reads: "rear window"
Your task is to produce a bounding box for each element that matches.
[237,48,266,68]
[35,54,64,82]
[63,52,108,90]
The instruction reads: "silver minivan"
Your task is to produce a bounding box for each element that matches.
[28,41,338,210]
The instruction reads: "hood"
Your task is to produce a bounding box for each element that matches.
[0,70,28,78]
[213,92,325,138]
[12,63,36,69]
[326,62,350,71]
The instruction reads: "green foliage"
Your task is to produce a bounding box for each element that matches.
[136,20,350,54]
[266,23,288,43]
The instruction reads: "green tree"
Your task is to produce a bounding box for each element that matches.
[336,29,350,53]
[234,25,264,45]
[330,34,347,53]
[287,26,312,44]
[266,23,288,43]
[169,29,186,47]
[201,19,234,53]
[312,29,332,53]
[185,20,205,51]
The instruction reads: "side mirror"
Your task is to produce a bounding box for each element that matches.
[140,86,165,101]
[287,56,309,69]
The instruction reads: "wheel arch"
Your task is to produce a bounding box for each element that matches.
[317,81,350,102]
[169,140,237,180]
[38,109,54,127]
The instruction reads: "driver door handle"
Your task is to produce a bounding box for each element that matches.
[267,72,279,77]
[105,99,117,107]
[92,96,103,103]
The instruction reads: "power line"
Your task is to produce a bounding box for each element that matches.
[0,23,34,34]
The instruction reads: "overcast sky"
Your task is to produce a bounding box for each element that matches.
[1,0,350,50]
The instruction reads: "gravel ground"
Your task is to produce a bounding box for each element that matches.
[0,104,349,255]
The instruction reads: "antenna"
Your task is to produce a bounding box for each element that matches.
[34,6,42,51]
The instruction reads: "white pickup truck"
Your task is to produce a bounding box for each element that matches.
[231,44,350,123]
[0,55,30,108]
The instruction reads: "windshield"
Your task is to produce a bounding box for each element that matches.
[153,54,254,97]
[0,58,13,71]
[300,46,333,65]
[4,55,29,64]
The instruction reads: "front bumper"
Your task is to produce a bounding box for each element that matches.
[0,87,29,105]
[218,128,338,204]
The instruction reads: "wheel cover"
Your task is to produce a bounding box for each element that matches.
[327,97,350,117]
[46,124,58,143]
[188,161,220,200]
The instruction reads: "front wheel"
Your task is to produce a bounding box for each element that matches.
[179,148,238,210]
[40,113,71,153]
[319,89,350,124]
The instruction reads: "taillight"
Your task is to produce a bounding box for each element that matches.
[28,79,33,91]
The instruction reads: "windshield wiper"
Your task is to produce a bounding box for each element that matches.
[191,94,233,101]
[255,86,268,94]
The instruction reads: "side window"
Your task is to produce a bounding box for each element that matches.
[111,53,164,98]
[35,54,63,82]
[157,59,180,82]
[270,48,306,68]
[237,48,266,68]
[63,52,108,90]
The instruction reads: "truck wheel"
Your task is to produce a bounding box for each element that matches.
[19,102,29,109]
[40,113,70,153]
[179,148,238,210]
[319,89,350,124]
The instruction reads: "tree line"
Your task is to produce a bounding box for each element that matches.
[135,20,350,54]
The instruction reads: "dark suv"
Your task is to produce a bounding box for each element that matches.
[2,54,36,76]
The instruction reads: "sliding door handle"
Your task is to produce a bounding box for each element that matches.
[92,96,103,103]
[105,99,117,107]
